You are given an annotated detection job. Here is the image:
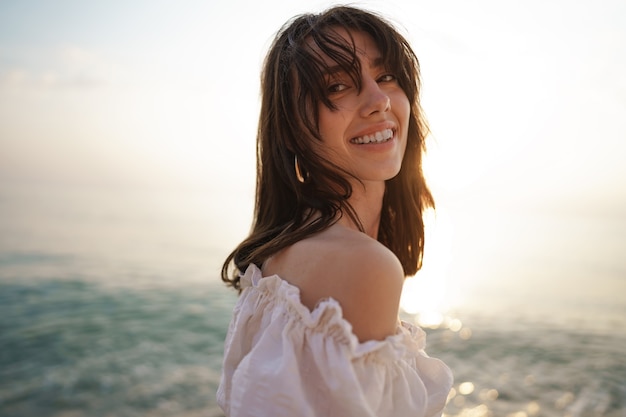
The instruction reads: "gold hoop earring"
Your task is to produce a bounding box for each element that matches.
[294,155,306,183]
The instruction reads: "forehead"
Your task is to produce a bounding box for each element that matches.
[307,27,382,67]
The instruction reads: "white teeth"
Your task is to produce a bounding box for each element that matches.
[351,128,393,144]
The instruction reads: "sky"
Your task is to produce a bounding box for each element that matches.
[1,0,625,322]
[1,0,625,217]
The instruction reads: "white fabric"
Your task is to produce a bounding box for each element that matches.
[217,263,453,417]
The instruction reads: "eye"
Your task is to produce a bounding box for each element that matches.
[377,73,397,83]
[327,82,349,94]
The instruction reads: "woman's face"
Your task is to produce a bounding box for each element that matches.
[314,29,410,187]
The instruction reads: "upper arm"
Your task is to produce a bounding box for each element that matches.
[336,243,404,342]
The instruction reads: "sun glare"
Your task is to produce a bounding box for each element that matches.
[400,207,454,327]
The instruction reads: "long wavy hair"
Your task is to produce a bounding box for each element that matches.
[222,6,434,290]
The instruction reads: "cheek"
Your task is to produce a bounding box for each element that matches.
[317,105,334,139]
[318,107,347,142]
[396,93,411,127]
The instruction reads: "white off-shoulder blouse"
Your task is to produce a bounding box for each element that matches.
[217,264,453,417]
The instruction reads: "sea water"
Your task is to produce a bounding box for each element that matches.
[0,183,624,417]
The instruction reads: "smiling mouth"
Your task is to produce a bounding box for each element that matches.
[350,128,394,144]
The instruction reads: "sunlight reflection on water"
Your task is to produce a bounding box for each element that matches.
[1,184,625,417]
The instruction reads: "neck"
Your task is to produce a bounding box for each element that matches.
[338,181,385,239]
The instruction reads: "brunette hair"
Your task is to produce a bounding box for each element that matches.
[221,5,434,290]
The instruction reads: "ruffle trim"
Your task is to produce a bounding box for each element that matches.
[239,263,427,361]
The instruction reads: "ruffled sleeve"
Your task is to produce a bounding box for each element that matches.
[217,264,452,417]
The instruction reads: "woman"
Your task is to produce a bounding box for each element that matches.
[218,6,452,417]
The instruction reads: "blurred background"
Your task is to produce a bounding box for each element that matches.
[1,0,625,416]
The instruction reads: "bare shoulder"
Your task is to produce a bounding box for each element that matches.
[331,229,404,342]
[263,225,404,342]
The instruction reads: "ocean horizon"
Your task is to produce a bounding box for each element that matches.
[1,183,624,416]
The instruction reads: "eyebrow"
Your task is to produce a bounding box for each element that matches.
[370,56,385,68]
[322,56,386,76]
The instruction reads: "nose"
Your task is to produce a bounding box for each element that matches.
[360,77,391,117]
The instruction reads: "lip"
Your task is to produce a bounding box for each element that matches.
[350,122,397,142]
